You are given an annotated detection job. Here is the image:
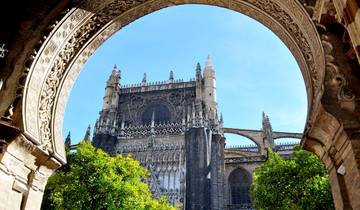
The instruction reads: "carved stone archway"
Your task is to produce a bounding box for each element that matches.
[21,0,324,165]
[0,0,360,210]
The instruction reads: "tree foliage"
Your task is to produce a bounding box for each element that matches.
[250,146,334,210]
[41,142,175,210]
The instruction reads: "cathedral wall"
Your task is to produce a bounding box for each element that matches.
[116,134,185,146]
[92,134,118,155]
[224,162,259,208]
[116,86,196,126]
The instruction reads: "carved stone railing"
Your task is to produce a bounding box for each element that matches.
[275,142,299,151]
[117,143,184,153]
[225,145,259,153]
[225,142,298,153]
[98,118,223,138]
[120,122,185,138]
[96,121,186,138]
[225,156,267,164]
[119,79,196,94]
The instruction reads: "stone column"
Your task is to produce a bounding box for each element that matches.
[304,108,360,210]
[185,127,210,210]
[0,123,62,210]
[210,133,225,210]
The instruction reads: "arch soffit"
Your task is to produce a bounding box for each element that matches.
[21,0,325,164]
[273,136,302,140]
[224,129,262,149]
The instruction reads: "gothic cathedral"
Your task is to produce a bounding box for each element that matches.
[91,56,301,210]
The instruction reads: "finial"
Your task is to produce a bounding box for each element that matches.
[196,63,201,80]
[205,55,213,68]
[142,72,147,83]
[196,63,201,72]
[65,131,71,148]
[169,70,174,81]
[150,111,155,136]
[113,64,117,70]
[151,111,155,128]
[84,124,91,142]
[262,112,272,131]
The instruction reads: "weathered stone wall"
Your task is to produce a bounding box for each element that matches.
[210,133,225,210]
[185,127,210,210]
[0,135,60,210]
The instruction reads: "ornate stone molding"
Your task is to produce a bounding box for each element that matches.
[321,34,356,112]
[0,43,8,58]
[22,0,325,165]
[17,135,36,153]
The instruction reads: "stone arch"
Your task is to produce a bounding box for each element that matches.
[18,0,324,165]
[273,135,302,140]
[224,130,262,149]
[228,167,252,207]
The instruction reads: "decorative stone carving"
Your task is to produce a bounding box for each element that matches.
[22,0,324,171]
[17,135,36,153]
[321,32,356,112]
[0,43,8,58]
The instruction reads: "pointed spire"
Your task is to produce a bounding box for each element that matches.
[121,116,125,130]
[196,63,201,80]
[112,64,121,78]
[203,54,215,78]
[205,55,213,68]
[84,124,91,142]
[151,111,155,128]
[182,107,186,127]
[169,70,174,81]
[150,111,155,138]
[142,72,147,83]
[65,131,71,148]
[106,64,121,87]
[199,104,204,127]
[262,112,274,148]
[262,112,272,131]
[196,63,201,72]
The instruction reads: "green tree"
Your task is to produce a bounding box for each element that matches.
[250,146,334,210]
[41,142,175,210]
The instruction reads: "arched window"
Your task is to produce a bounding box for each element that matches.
[142,104,171,124]
[228,168,252,207]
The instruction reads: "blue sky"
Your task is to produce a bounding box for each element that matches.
[63,5,307,146]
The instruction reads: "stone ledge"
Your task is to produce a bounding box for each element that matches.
[0,120,20,141]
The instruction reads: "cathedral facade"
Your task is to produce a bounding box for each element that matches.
[92,57,301,210]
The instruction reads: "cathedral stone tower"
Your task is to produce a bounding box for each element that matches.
[93,57,225,208]
[92,58,301,210]
[102,65,121,111]
[202,55,217,120]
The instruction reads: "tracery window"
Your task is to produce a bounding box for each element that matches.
[229,168,252,206]
[142,103,171,124]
